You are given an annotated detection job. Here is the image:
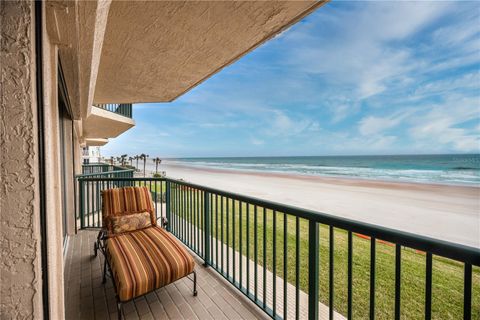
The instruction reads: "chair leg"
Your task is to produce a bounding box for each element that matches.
[193,270,197,296]
[117,301,122,320]
[102,257,107,284]
[94,230,102,257]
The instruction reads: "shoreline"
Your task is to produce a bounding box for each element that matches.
[162,162,479,193]
[155,162,479,248]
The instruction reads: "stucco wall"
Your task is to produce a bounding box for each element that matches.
[0,1,42,318]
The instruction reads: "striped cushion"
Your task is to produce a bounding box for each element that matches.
[102,187,156,235]
[106,226,195,302]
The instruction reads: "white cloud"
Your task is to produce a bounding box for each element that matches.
[308,121,321,132]
[432,11,480,50]
[270,111,302,135]
[358,111,412,136]
[356,93,480,152]
[414,72,480,97]
[410,124,479,152]
[328,100,361,123]
[284,2,453,100]
[113,2,479,157]
[407,97,480,152]
[331,104,350,123]
[197,122,230,128]
[250,137,265,146]
[317,132,403,155]
[265,110,322,138]
[369,135,397,150]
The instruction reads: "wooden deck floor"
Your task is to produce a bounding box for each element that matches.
[64,230,270,320]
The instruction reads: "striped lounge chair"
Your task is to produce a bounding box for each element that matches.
[95,186,197,319]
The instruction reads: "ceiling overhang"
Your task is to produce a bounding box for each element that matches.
[94,1,326,104]
[85,138,109,147]
[83,106,135,139]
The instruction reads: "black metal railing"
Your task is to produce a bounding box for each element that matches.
[77,165,135,229]
[75,176,480,320]
[94,103,132,118]
[81,162,132,175]
[82,163,109,174]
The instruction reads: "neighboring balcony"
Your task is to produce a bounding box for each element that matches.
[95,104,133,118]
[83,104,135,147]
[68,166,480,320]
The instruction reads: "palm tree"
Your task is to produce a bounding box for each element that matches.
[128,156,134,166]
[135,155,140,171]
[140,153,149,177]
[120,154,128,167]
[109,156,115,165]
[152,157,162,174]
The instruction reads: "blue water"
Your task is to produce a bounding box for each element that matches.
[169,154,480,186]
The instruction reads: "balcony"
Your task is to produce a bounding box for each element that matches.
[64,230,271,320]
[81,163,134,175]
[94,104,133,118]
[83,104,135,147]
[70,167,480,319]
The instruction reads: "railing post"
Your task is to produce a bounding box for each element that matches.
[203,191,210,267]
[308,220,319,320]
[166,180,171,232]
[464,263,472,320]
[79,179,85,230]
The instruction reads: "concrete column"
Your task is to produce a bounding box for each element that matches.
[0,1,43,318]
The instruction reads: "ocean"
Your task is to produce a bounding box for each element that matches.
[167,154,480,186]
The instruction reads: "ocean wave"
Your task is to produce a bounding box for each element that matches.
[166,159,480,186]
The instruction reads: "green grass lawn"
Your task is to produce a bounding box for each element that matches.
[166,187,479,319]
[135,180,167,193]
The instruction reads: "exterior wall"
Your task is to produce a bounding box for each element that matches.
[0,1,42,318]
[1,2,83,318]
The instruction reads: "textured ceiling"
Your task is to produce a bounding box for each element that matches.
[94,1,324,104]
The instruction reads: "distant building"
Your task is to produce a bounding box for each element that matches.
[82,146,102,164]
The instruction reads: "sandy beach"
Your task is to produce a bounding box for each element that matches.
[157,162,480,248]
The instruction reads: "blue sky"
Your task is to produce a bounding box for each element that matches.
[103,1,480,158]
